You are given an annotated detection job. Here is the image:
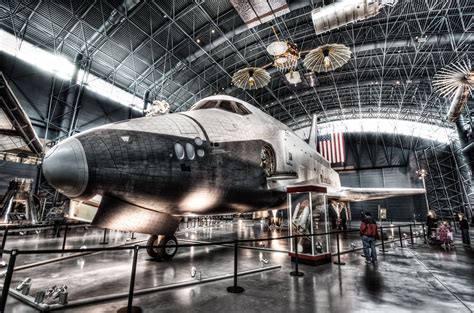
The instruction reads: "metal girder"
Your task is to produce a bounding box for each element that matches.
[149,1,272,115]
[0,0,472,130]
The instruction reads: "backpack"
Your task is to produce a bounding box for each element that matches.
[365,223,378,238]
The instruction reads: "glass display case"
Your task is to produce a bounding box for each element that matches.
[287,185,331,265]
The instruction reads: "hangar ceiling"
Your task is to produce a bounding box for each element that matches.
[0,0,472,131]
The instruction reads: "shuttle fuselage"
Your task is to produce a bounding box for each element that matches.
[43,95,340,217]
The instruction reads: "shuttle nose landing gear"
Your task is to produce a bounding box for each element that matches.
[146,235,178,261]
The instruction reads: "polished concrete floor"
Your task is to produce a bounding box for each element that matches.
[0,220,472,312]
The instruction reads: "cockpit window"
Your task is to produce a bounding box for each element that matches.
[192,100,251,115]
[197,100,219,110]
[219,101,234,113]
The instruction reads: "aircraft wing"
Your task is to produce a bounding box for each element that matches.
[0,72,43,156]
[327,186,426,202]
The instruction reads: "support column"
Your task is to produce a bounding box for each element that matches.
[453,117,474,220]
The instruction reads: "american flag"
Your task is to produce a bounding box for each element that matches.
[317,132,345,164]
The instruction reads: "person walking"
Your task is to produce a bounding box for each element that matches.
[426,210,438,239]
[360,212,378,264]
[459,214,471,247]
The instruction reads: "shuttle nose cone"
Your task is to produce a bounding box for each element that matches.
[42,137,89,198]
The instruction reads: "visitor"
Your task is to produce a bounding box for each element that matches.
[360,212,378,264]
[426,210,438,238]
[438,221,452,251]
[459,214,471,247]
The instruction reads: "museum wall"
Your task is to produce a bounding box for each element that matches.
[339,168,427,221]
[338,132,427,221]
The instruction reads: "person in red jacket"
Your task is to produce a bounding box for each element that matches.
[360,212,378,264]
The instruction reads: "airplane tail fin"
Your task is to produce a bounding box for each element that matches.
[308,114,318,150]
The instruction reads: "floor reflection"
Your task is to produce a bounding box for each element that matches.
[362,264,384,297]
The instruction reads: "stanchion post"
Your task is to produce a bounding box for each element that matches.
[333,232,346,265]
[117,246,141,313]
[0,227,9,260]
[0,249,17,313]
[422,224,427,244]
[398,226,403,248]
[380,225,385,253]
[61,223,68,251]
[409,225,414,246]
[290,236,304,277]
[100,228,108,245]
[227,240,245,293]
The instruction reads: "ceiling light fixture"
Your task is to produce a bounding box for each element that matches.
[322,48,331,69]
[231,67,270,90]
[304,43,351,73]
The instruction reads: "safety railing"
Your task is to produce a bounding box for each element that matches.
[0,222,109,261]
[0,222,427,313]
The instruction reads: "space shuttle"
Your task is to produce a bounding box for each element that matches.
[38,95,425,260]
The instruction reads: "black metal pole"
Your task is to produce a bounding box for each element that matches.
[0,227,9,260]
[290,236,304,277]
[61,223,68,251]
[380,225,385,253]
[227,240,244,293]
[422,224,427,244]
[0,249,17,313]
[117,245,141,313]
[398,226,403,248]
[333,232,345,265]
[100,228,108,245]
[409,225,414,246]
[128,246,139,312]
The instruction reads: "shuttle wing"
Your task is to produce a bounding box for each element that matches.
[0,72,43,156]
[327,186,426,202]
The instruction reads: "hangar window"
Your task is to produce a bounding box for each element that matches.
[192,100,251,115]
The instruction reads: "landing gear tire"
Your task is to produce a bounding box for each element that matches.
[275,218,282,227]
[146,235,178,261]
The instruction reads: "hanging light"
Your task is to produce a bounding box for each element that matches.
[248,69,256,87]
[232,67,270,90]
[322,48,331,69]
[304,43,351,73]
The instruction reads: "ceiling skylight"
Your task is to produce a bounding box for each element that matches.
[296,118,455,144]
[0,30,143,109]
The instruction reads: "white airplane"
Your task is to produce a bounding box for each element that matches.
[41,95,424,260]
